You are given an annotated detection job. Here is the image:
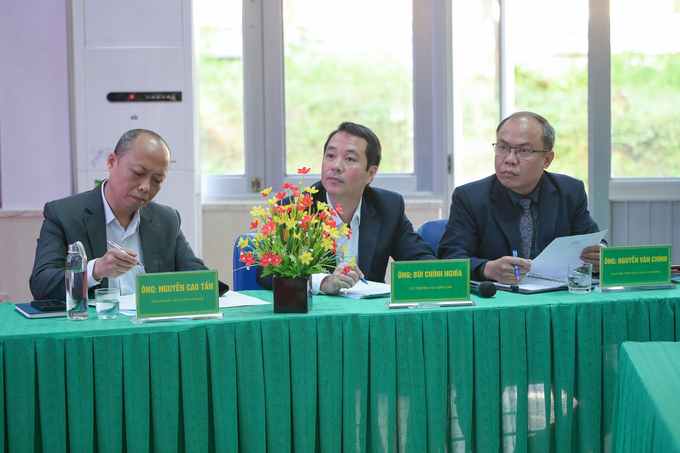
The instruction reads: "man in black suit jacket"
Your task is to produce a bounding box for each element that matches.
[438,112,604,285]
[30,129,208,300]
[257,122,436,295]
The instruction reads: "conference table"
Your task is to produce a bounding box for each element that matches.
[1,287,679,453]
[611,342,680,453]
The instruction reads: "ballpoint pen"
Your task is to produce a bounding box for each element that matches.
[512,250,520,281]
[340,258,368,284]
[107,240,145,268]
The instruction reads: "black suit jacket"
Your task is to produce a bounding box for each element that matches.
[257,181,437,289]
[438,172,602,277]
[30,186,208,300]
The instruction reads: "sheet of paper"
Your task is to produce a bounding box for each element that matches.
[338,281,391,299]
[528,229,608,278]
[219,291,270,308]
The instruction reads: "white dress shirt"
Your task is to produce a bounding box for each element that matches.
[87,181,146,295]
[311,194,362,294]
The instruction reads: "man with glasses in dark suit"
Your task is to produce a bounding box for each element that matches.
[438,111,605,285]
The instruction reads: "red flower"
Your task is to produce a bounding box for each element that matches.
[336,205,344,215]
[250,219,259,230]
[261,221,276,235]
[301,214,313,231]
[342,266,351,276]
[325,218,337,229]
[239,252,257,267]
[297,167,311,174]
[260,254,271,267]
[346,228,353,240]
[298,193,312,210]
[271,254,282,266]
[330,208,337,217]
[281,183,295,190]
[276,192,286,200]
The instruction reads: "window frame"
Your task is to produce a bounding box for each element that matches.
[200,0,451,205]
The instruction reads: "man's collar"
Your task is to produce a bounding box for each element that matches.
[100,180,141,230]
[325,191,361,228]
[505,174,543,205]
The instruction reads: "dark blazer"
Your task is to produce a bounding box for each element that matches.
[438,172,602,277]
[257,181,437,289]
[30,186,208,300]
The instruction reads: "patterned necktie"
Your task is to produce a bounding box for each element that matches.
[519,198,532,259]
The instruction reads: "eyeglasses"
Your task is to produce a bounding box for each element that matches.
[492,143,550,160]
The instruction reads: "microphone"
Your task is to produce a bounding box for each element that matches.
[470,280,497,298]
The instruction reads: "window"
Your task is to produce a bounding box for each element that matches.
[195,0,245,176]
[610,0,680,178]
[283,0,414,175]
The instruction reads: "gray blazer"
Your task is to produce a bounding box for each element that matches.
[29,186,207,300]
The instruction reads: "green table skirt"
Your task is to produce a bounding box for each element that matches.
[612,342,680,453]
[1,288,679,452]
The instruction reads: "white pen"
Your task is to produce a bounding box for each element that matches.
[107,240,145,268]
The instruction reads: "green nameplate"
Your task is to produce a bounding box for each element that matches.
[136,270,219,317]
[391,260,470,302]
[600,246,671,287]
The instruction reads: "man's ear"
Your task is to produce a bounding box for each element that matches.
[366,165,378,185]
[543,151,555,169]
[107,152,118,172]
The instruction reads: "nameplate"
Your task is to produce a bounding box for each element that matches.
[600,246,671,287]
[391,260,470,302]
[136,270,220,317]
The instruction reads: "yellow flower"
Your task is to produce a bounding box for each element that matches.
[293,231,301,239]
[323,224,341,238]
[316,201,328,212]
[261,187,272,197]
[304,186,319,194]
[341,245,348,256]
[322,237,335,251]
[339,224,350,237]
[250,205,267,217]
[237,236,249,249]
[349,257,356,266]
[300,252,313,265]
[286,219,298,230]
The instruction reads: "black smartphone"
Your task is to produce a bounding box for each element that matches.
[31,299,67,312]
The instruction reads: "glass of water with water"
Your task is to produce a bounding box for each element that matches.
[95,288,120,319]
[567,263,593,294]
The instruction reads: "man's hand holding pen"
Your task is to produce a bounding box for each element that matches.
[91,241,144,281]
[484,255,531,285]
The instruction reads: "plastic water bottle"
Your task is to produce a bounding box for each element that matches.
[66,241,88,320]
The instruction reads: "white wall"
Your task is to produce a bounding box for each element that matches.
[0,1,72,302]
[0,0,73,209]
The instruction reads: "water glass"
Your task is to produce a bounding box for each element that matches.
[95,288,120,319]
[567,263,593,294]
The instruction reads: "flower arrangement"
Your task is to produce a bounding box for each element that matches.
[238,167,353,279]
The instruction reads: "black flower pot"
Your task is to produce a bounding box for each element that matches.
[272,276,312,313]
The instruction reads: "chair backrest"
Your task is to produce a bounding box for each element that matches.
[232,233,261,291]
[417,219,448,254]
